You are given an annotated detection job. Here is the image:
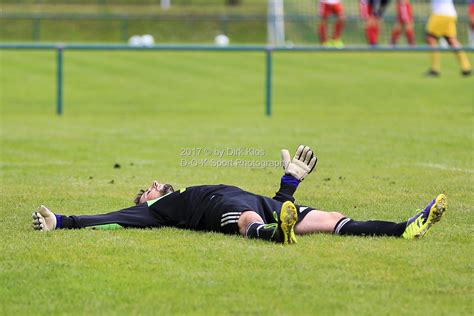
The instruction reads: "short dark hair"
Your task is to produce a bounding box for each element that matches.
[133,184,175,205]
[133,189,146,205]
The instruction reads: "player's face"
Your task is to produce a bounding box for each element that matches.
[139,180,174,204]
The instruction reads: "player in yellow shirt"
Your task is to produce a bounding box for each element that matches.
[426,0,471,76]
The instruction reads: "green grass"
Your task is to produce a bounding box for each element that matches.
[0,50,473,315]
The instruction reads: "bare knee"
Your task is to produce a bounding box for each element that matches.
[329,212,345,222]
[324,212,345,232]
[237,211,264,236]
[295,210,345,234]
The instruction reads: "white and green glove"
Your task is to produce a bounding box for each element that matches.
[281,145,317,181]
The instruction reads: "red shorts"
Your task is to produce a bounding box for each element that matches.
[397,3,413,23]
[470,3,474,18]
[319,2,344,18]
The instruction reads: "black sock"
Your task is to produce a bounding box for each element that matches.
[334,218,407,237]
[245,221,281,242]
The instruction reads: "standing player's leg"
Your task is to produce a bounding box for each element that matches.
[368,0,390,46]
[470,2,474,47]
[426,34,440,76]
[425,13,442,77]
[319,17,329,45]
[391,1,403,45]
[403,15,415,45]
[400,0,415,45]
[391,2,415,46]
[390,21,402,46]
[332,4,345,47]
[318,2,330,45]
[359,0,376,45]
[365,15,380,46]
[403,21,415,46]
[446,36,472,76]
[364,0,385,46]
[32,204,160,231]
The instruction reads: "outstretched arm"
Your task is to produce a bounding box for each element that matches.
[273,174,299,203]
[273,145,317,203]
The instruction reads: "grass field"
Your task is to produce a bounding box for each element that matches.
[0,50,473,315]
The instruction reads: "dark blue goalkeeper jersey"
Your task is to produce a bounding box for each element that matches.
[146,183,308,232]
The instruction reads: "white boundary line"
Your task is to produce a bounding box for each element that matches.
[417,163,474,174]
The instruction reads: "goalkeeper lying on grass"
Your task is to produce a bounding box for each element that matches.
[32,145,447,244]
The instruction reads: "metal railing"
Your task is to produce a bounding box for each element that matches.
[1,43,472,116]
[0,12,268,42]
[2,11,471,43]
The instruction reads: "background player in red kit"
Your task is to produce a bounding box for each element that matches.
[318,0,345,47]
[469,0,474,46]
[390,0,415,46]
[360,0,391,46]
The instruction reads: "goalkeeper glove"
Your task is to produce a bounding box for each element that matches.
[281,145,317,181]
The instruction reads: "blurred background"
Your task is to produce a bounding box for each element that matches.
[0,0,472,46]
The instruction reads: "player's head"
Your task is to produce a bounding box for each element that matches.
[134,180,174,205]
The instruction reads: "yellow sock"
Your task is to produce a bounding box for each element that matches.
[455,51,471,71]
[431,51,440,72]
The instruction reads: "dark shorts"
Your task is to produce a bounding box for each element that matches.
[368,0,390,17]
[199,193,315,235]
